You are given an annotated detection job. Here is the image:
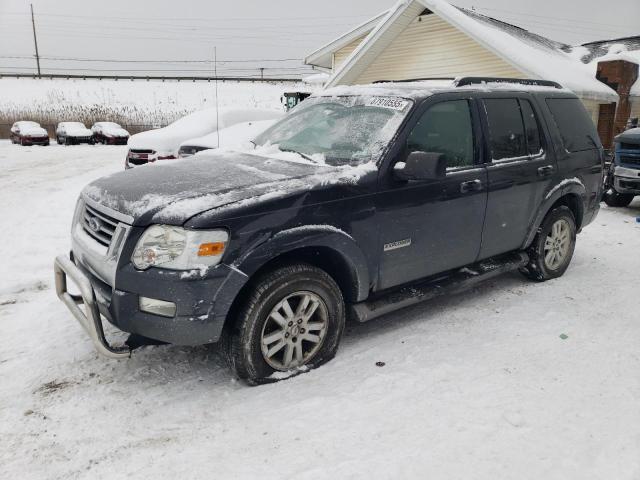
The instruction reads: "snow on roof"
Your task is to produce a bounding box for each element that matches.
[320,0,621,102]
[568,37,640,96]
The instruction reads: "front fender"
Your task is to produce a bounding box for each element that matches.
[232,225,370,302]
[522,178,586,248]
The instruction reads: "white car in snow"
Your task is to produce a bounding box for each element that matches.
[177,118,280,158]
[91,122,130,145]
[125,107,281,168]
[56,122,95,145]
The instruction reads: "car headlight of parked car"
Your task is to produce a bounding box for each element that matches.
[131,225,228,271]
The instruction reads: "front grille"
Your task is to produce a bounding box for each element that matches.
[128,149,155,165]
[82,204,119,247]
[619,143,640,151]
[620,155,640,166]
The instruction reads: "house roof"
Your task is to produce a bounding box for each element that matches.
[314,0,623,102]
[304,10,390,69]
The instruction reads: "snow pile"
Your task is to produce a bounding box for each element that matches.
[1,142,640,478]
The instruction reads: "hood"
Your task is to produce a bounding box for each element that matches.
[83,149,375,226]
[22,126,48,137]
[104,127,129,137]
[179,119,278,151]
[83,151,324,225]
[66,127,93,136]
[615,128,640,146]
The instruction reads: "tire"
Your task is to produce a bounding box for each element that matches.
[223,263,345,385]
[520,206,577,282]
[603,189,634,207]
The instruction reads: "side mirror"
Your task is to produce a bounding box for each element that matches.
[394,151,446,181]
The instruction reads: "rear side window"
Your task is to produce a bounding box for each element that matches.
[483,99,527,160]
[407,99,474,168]
[520,100,542,155]
[546,98,597,152]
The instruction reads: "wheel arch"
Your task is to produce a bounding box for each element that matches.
[522,180,586,249]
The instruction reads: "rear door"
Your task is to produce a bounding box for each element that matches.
[478,95,558,259]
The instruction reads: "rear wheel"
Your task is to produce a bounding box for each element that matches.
[603,189,634,207]
[520,206,576,282]
[223,263,345,385]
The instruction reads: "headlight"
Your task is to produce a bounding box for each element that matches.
[131,225,228,271]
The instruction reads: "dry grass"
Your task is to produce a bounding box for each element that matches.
[0,103,192,137]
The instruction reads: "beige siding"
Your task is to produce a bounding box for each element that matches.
[631,97,640,120]
[580,98,601,125]
[333,35,367,71]
[353,14,524,84]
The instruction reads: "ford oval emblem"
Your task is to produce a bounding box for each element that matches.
[88,217,102,233]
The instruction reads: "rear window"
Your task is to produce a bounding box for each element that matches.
[545,98,598,152]
[484,98,527,160]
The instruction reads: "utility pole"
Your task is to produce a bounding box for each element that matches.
[213,46,220,148]
[30,4,41,77]
[260,67,264,81]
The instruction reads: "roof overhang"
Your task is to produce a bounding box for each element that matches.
[323,0,619,102]
[304,10,389,69]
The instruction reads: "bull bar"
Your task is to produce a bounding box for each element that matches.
[54,254,130,359]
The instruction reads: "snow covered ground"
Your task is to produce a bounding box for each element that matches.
[1,141,639,479]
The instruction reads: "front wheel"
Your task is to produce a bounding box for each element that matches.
[520,206,576,282]
[223,263,345,385]
[603,189,634,207]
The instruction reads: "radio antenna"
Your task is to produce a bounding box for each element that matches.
[214,46,220,148]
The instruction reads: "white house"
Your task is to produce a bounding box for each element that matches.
[305,0,640,148]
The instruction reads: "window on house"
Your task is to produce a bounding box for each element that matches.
[407,100,474,168]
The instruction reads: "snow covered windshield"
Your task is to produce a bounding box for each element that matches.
[253,96,412,165]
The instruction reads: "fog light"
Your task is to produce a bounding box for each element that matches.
[139,296,176,317]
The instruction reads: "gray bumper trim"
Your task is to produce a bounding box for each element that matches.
[54,254,130,359]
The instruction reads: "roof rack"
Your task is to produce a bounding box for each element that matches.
[372,77,455,84]
[454,77,562,89]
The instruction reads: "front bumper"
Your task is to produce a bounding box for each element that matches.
[613,166,640,194]
[54,255,130,358]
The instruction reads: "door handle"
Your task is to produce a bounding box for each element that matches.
[537,165,555,177]
[460,179,482,193]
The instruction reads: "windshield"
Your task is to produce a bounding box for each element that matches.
[65,122,85,128]
[254,96,412,166]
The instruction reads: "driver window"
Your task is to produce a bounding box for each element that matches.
[407,100,474,169]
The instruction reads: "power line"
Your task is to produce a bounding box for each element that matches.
[0,55,305,63]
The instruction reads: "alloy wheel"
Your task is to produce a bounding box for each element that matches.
[544,218,571,270]
[260,291,328,371]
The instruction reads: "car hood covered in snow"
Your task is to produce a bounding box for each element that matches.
[65,127,93,137]
[21,126,48,137]
[82,149,376,226]
[103,126,130,137]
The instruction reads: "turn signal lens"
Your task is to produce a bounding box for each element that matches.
[198,242,226,257]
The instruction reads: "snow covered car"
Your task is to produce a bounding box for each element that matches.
[177,118,279,158]
[10,121,50,146]
[602,127,640,207]
[125,108,281,168]
[91,122,130,145]
[56,122,95,145]
[55,78,602,384]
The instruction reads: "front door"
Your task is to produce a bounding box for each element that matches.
[375,96,488,290]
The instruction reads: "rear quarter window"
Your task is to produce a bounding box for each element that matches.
[545,98,599,152]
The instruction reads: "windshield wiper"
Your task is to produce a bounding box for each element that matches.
[279,147,317,163]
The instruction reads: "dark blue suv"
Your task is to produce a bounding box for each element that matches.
[603,127,640,207]
[54,78,603,384]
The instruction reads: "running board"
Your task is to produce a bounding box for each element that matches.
[350,251,529,323]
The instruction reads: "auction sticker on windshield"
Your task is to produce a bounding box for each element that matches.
[366,97,409,111]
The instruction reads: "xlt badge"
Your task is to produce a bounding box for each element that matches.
[384,238,411,251]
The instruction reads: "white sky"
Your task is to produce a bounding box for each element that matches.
[0,0,638,77]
